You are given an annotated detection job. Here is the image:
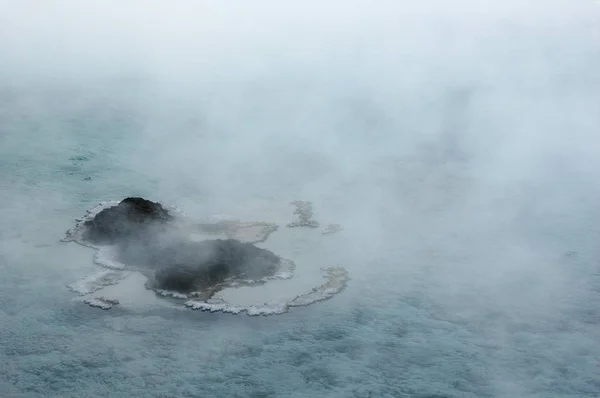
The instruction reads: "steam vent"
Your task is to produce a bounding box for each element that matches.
[63,197,349,314]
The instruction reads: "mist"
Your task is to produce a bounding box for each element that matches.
[1,0,600,397]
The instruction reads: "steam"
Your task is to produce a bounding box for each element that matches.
[1,0,600,395]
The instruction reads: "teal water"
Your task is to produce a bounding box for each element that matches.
[2,3,600,397]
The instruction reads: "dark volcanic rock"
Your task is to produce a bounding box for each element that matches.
[83,197,173,244]
[81,197,282,295]
[147,239,281,293]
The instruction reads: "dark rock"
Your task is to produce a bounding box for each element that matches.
[143,239,281,293]
[83,197,173,244]
[81,197,282,295]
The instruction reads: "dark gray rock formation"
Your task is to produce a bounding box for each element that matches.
[122,238,281,293]
[81,197,282,294]
[83,197,173,244]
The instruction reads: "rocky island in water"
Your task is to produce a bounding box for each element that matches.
[63,197,349,315]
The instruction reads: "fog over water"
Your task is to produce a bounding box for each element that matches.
[1,1,600,397]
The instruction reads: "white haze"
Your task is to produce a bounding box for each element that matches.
[1,1,600,397]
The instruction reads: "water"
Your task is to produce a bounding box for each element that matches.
[2,2,600,397]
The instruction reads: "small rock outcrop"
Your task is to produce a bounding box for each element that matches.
[83,197,173,244]
[148,239,281,293]
[128,239,281,293]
